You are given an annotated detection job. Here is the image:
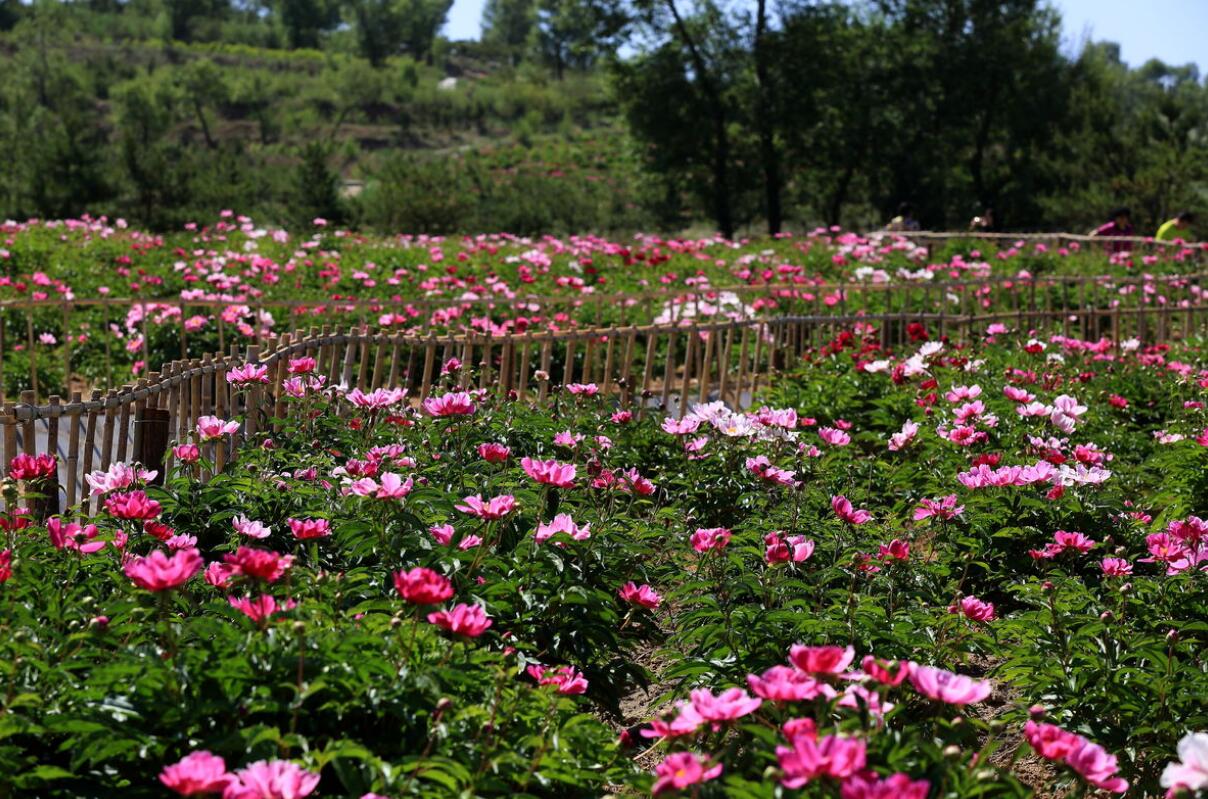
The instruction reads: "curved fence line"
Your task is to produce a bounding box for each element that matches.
[4,270,1206,403]
[4,298,1207,518]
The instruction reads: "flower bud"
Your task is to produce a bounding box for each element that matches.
[942,745,962,759]
[1099,611,1113,622]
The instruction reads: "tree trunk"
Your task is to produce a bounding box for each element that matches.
[754,0,782,234]
[665,0,734,239]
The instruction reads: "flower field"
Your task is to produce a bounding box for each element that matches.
[1,220,1207,798]
[1,216,1204,399]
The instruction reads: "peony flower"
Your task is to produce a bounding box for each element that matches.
[287,357,316,374]
[477,443,511,462]
[105,490,162,520]
[907,664,992,704]
[819,427,851,446]
[226,364,269,385]
[223,548,293,583]
[233,516,271,539]
[950,595,996,622]
[651,752,722,796]
[427,603,492,637]
[840,773,930,799]
[0,549,10,584]
[878,539,910,562]
[535,513,590,544]
[287,518,330,540]
[1161,731,1208,795]
[393,567,454,605]
[1065,738,1129,793]
[196,416,240,441]
[777,734,866,788]
[46,518,105,553]
[124,548,203,592]
[521,457,577,488]
[159,750,231,796]
[85,461,155,495]
[228,595,294,624]
[224,759,319,799]
[423,391,476,417]
[788,644,855,675]
[747,666,837,702]
[831,495,871,525]
[174,444,201,464]
[860,655,909,686]
[374,472,413,500]
[455,494,516,520]
[527,664,588,694]
[689,687,762,726]
[618,581,662,609]
[7,453,57,481]
[912,495,964,521]
[690,527,731,552]
[1100,557,1132,576]
[887,420,919,451]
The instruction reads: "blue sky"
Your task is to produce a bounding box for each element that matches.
[443,0,1207,70]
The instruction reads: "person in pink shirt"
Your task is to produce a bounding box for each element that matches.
[1089,207,1135,253]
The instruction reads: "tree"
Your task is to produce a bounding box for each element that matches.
[482,0,537,63]
[535,0,628,79]
[278,0,341,49]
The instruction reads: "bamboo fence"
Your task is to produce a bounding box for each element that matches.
[3,296,1207,518]
[3,270,1205,403]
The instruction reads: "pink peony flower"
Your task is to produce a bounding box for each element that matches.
[690,527,731,552]
[393,567,454,605]
[861,655,910,686]
[174,444,201,463]
[651,752,722,796]
[521,456,577,488]
[224,759,320,799]
[286,357,316,374]
[690,687,762,726]
[223,548,293,582]
[887,420,919,451]
[427,602,492,637]
[950,595,996,622]
[423,391,476,417]
[477,443,511,462]
[912,495,964,521]
[1064,738,1130,793]
[105,490,162,520]
[228,595,294,624]
[196,416,240,441]
[840,773,930,799]
[777,734,866,788]
[456,494,516,520]
[788,644,855,675]
[1161,731,1208,795]
[1100,557,1132,576]
[159,750,231,796]
[907,664,992,704]
[618,581,662,609]
[535,513,590,544]
[819,427,851,446]
[527,664,589,694]
[747,666,837,702]
[124,548,203,591]
[47,519,105,553]
[226,364,269,385]
[7,453,57,481]
[287,518,330,540]
[831,495,872,525]
[429,523,456,546]
[233,516,271,539]
[878,539,910,562]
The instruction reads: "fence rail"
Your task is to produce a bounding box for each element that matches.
[4,270,1206,403]
[4,297,1207,519]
